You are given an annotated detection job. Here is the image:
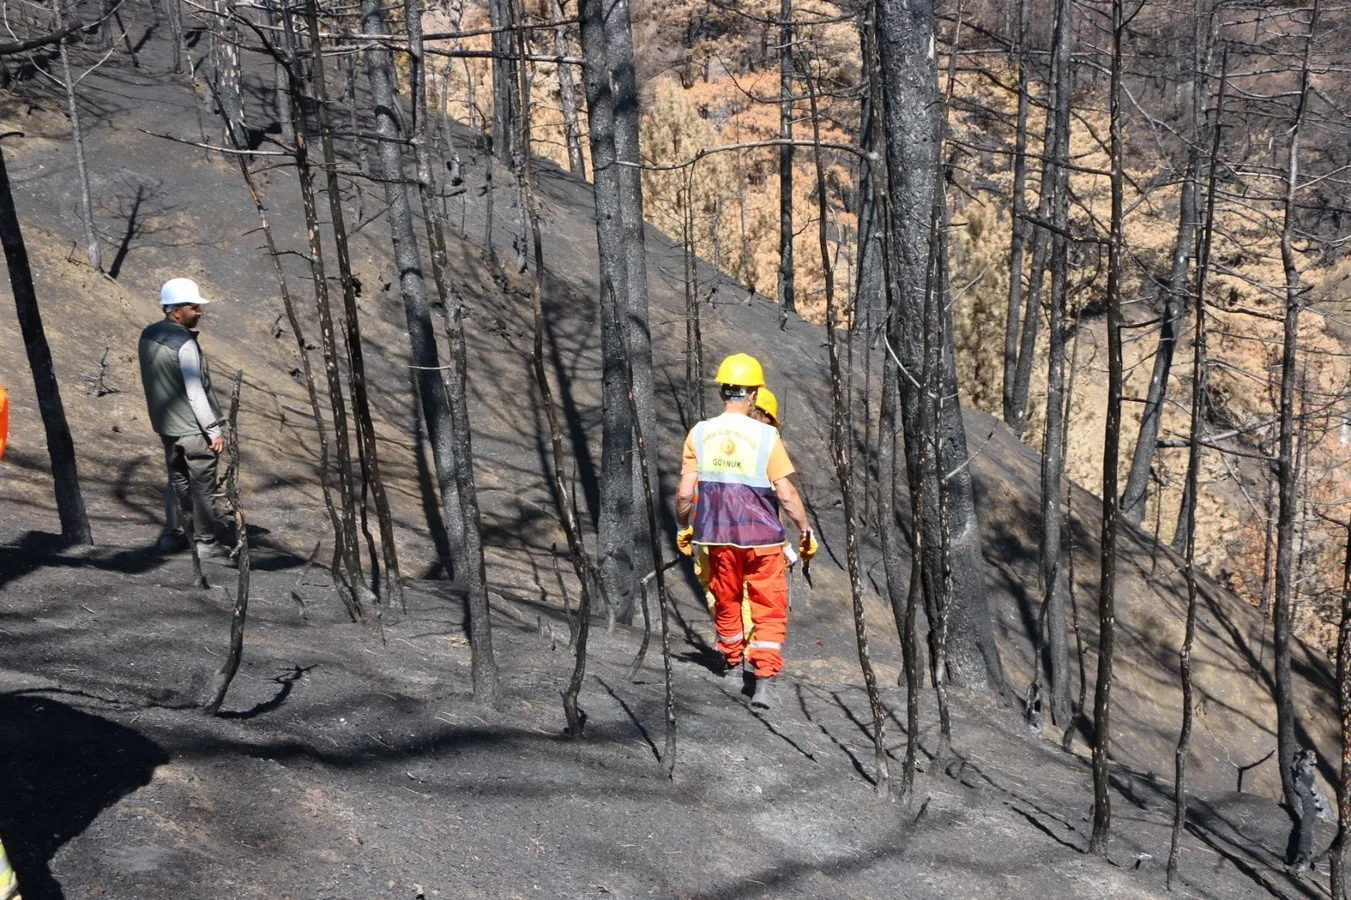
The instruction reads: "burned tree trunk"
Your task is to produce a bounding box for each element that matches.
[277,8,367,619]
[1121,115,1202,525]
[405,0,498,690]
[364,0,497,697]
[578,0,636,625]
[303,0,403,610]
[875,0,1003,693]
[0,135,91,544]
[1273,2,1319,829]
[489,0,519,161]
[550,0,585,177]
[776,0,795,324]
[203,372,249,716]
[1334,516,1351,899]
[1167,51,1222,887]
[1033,0,1073,728]
[1089,0,1126,855]
[54,5,100,273]
[810,69,887,796]
[1001,0,1030,429]
[602,0,660,608]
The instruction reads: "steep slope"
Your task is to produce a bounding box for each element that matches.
[0,6,1340,896]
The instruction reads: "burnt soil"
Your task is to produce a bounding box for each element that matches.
[0,5,1342,898]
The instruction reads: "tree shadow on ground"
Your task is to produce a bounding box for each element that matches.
[0,693,168,899]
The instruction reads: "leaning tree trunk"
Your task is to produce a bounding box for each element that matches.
[277,7,368,619]
[1120,152,1200,526]
[363,0,497,696]
[875,0,1003,693]
[0,136,92,543]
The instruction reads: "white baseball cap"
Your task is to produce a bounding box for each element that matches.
[160,278,212,307]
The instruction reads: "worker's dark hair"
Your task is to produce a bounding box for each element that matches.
[719,385,753,403]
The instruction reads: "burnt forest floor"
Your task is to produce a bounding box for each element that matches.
[0,1,1341,897]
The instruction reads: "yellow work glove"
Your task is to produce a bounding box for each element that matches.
[799,529,818,562]
[677,526,695,557]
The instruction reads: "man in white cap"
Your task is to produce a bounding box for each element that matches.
[138,278,228,557]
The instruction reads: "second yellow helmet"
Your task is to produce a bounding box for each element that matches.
[754,386,779,426]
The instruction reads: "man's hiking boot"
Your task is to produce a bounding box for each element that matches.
[750,676,779,710]
[156,532,187,552]
[196,541,230,561]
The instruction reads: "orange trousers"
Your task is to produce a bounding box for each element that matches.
[706,544,788,677]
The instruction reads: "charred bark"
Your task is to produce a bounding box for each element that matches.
[303,0,403,610]
[579,0,636,624]
[875,0,1003,693]
[1001,0,1030,428]
[0,135,91,544]
[776,0,794,324]
[363,0,497,696]
[203,372,249,716]
[1089,0,1126,855]
[1032,0,1073,728]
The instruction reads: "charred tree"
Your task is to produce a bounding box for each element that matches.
[1334,516,1351,899]
[776,0,795,325]
[1120,10,1206,526]
[363,0,497,696]
[0,134,91,544]
[1032,0,1073,728]
[578,0,636,625]
[1273,0,1318,854]
[203,372,249,716]
[1001,0,1030,428]
[277,7,368,619]
[303,0,403,609]
[406,0,499,687]
[489,0,519,161]
[809,67,888,795]
[54,0,100,273]
[875,0,1003,693]
[1089,0,1126,855]
[603,0,660,611]
[1167,49,1222,888]
[550,0,585,177]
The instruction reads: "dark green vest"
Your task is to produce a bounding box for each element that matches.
[138,319,222,437]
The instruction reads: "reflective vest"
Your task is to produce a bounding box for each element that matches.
[691,412,785,548]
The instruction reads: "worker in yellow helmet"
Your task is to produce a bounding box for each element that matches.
[692,385,794,641]
[675,354,817,710]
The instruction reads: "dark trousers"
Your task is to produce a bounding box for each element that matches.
[161,434,221,544]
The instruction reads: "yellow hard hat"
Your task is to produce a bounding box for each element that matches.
[713,353,765,388]
[754,386,779,426]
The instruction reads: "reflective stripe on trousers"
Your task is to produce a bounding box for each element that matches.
[707,544,789,677]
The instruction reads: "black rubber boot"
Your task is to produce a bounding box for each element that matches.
[750,676,779,710]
